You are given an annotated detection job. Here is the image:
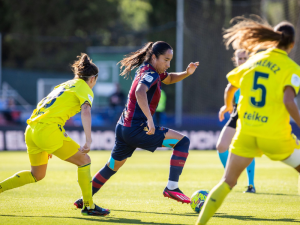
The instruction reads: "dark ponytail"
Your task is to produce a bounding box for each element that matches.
[72,53,98,81]
[274,21,295,48]
[118,41,172,79]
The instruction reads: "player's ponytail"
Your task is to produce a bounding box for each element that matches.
[118,42,154,79]
[223,15,295,54]
[118,41,172,79]
[72,53,98,81]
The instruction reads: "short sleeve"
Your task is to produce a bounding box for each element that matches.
[75,85,94,108]
[226,66,245,88]
[159,72,168,81]
[139,71,160,88]
[283,71,300,95]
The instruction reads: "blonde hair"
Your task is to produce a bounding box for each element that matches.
[223,15,295,54]
[232,49,248,66]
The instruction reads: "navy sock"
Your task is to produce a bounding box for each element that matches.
[92,164,116,195]
[169,136,190,182]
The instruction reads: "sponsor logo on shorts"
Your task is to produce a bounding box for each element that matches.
[63,132,68,138]
[159,126,166,131]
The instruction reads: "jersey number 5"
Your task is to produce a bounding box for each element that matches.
[250,71,269,107]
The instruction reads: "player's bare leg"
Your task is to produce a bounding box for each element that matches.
[162,129,191,204]
[65,151,110,216]
[196,153,253,225]
[0,153,49,194]
[281,148,300,195]
[74,157,127,209]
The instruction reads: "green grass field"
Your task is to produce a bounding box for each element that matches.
[0,150,300,225]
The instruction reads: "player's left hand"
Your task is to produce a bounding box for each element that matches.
[48,154,53,159]
[186,62,199,75]
[219,105,233,121]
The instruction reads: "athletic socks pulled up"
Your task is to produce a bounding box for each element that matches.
[168,136,190,189]
[78,163,94,209]
[92,164,116,195]
[196,181,231,225]
[246,159,255,187]
[0,170,36,193]
[217,150,229,168]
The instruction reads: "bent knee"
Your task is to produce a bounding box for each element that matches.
[216,142,228,153]
[82,154,91,165]
[33,172,46,181]
[176,136,190,152]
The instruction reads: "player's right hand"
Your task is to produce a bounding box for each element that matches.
[146,118,155,135]
[219,105,233,121]
[80,141,91,154]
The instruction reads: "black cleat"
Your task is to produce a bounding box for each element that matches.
[244,185,256,193]
[74,198,83,209]
[81,204,110,216]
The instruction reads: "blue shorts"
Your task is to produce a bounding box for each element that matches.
[111,123,169,161]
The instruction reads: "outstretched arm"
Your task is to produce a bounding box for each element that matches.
[81,102,92,153]
[162,62,199,85]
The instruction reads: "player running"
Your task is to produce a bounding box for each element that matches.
[0,53,110,217]
[196,16,300,225]
[74,41,199,208]
[216,49,256,193]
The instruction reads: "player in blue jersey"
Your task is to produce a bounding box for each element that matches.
[216,49,256,193]
[74,41,199,208]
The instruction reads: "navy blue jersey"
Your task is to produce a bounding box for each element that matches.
[118,62,168,127]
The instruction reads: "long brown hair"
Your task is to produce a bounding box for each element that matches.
[223,15,295,54]
[118,41,172,79]
[71,53,98,81]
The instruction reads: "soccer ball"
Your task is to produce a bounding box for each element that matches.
[190,190,209,213]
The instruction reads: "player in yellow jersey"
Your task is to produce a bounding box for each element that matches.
[0,53,110,216]
[196,16,300,225]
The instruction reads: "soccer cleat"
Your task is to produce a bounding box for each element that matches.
[163,187,191,204]
[74,198,84,209]
[81,204,110,216]
[244,185,256,193]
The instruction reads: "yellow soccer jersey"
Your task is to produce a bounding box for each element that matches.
[27,79,94,126]
[227,48,300,139]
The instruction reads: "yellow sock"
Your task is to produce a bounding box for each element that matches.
[78,163,94,209]
[0,170,36,193]
[196,181,231,225]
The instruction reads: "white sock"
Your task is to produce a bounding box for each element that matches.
[167,180,178,190]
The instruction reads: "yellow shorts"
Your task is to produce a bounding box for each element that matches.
[25,122,80,166]
[230,132,300,161]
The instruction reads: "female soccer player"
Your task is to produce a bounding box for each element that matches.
[196,16,300,225]
[216,49,256,193]
[0,53,110,217]
[74,41,199,208]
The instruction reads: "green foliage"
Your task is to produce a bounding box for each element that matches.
[0,151,300,225]
[0,0,175,72]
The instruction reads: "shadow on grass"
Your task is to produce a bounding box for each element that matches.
[254,192,299,196]
[214,214,300,223]
[0,214,186,225]
[112,209,199,217]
